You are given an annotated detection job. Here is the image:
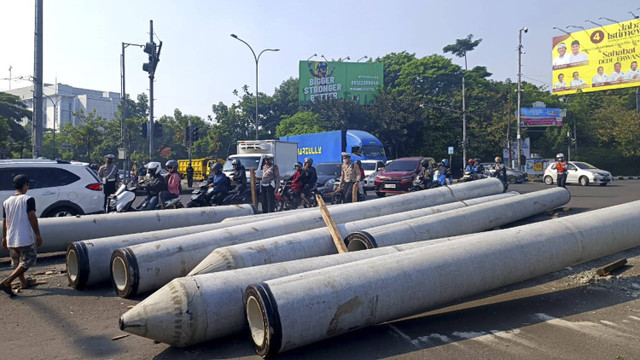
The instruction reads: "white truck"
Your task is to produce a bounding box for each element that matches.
[222,140,299,182]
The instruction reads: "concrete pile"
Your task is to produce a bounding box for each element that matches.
[109,179,506,297]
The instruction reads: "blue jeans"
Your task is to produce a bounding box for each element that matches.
[145,196,159,210]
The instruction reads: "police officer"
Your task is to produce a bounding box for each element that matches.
[98,154,118,211]
[551,153,568,188]
[337,153,361,203]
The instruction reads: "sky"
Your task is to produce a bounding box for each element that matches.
[0,0,637,121]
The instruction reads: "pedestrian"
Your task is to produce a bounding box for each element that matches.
[1,174,43,296]
[98,154,119,211]
[337,152,361,203]
[260,155,280,213]
[551,153,568,188]
[186,162,195,188]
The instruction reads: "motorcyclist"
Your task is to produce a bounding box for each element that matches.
[288,162,305,194]
[464,158,475,180]
[206,162,229,205]
[301,157,317,207]
[418,158,434,189]
[230,159,247,192]
[492,156,507,186]
[159,160,181,208]
[437,159,453,186]
[140,161,167,210]
[550,153,568,188]
[472,158,485,179]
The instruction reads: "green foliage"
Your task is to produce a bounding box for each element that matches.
[276,111,324,137]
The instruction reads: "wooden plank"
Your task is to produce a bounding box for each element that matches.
[250,167,257,207]
[596,258,627,276]
[316,194,347,253]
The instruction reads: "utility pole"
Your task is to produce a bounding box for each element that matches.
[8,66,12,90]
[517,26,527,171]
[32,0,44,158]
[148,20,154,161]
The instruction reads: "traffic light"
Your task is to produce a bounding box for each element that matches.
[154,123,163,138]
[465,138,471,148]
[192,126,199,141]
[142,42,157,74]
[140,122,147,138]
[564,137,570,146]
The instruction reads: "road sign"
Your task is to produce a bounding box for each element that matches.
[448,146,454,155]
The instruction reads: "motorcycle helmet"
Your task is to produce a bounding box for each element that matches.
[556,153,564,161]
[441,159,449,167]
[231,159,241,167]
[495,157,502,163]
[212,162,223,173]
[421,159,429,167]
[294,161,302,169]
[146,161,161,176]
[468,158,474,165]
[165,159,178,170]
[303,157,313,165]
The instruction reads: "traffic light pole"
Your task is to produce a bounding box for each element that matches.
[188,118,192,163]
[148,20,154,161]
[121,42,143,179]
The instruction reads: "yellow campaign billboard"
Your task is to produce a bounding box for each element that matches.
[551,19,640,95]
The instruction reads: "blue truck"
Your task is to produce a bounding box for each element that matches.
[279,130,387,164]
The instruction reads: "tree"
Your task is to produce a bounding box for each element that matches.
[443,34,483,168]
[276,111,325,137]
[0,92,31,158]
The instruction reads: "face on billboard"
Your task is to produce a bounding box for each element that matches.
[552,18,640,94]
[299,61,383,105]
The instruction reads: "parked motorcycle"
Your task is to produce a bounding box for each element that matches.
[187,183,252,207]
[488,168,509,192]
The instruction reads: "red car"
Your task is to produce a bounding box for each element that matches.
[374,157,424,197]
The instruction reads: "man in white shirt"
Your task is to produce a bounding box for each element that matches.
[1,175,43,296]
[592,66,608,84]
[552,43,570,67]
[606,62,625,82]
[570,71,586,87]
[554,73,567,89]
[569,40,589,63]
[623,61,640,81]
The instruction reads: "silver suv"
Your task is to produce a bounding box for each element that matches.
[0,159,105,217]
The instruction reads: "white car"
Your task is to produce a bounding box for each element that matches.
[359,160,386,191]
[0,159,105,217]
[543,161,612,186]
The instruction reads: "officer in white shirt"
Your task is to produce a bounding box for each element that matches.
[552,43,570,67]
[606,62,625,82]
[592,66,608,84]
[554,73,568,89]
[623,61,640,81]
[570,71,586,87]
[569,40,589,63]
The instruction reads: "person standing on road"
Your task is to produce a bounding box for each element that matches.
[337,153,361,203]
[551,153,568,188]
[98,154,119,211]
[1,175,43,296]
[260,155,280,213]
[186,162,194,188]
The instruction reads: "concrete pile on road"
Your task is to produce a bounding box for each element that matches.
[67,209,282,289]
[109,178,506,297]
[0,204,256,258]
[244,199,640,357]
[188,192,520,275]
[118,187,570,347]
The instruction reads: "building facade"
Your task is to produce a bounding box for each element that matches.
[5,82,120,131]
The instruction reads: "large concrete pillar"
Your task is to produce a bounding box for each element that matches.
[109,179,505,297]
[344,187,570,250]
[0,204,256,257]
[66,211,283,289]
[119,240,446,347]
[244,200,640,357]
[190,192,517,275]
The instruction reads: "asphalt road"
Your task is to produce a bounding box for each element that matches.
[1,180,640,360]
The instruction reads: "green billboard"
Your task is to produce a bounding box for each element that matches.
[299,61,384,105]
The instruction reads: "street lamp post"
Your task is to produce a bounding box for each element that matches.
[230,34,279,140]
[356,56,369,62]
[517,26,527,171]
